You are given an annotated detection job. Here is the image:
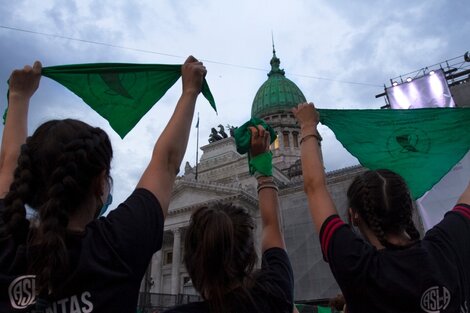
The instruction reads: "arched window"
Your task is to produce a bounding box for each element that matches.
[272,132,280,150]
[292,131,299,148]
[283,131,290,148]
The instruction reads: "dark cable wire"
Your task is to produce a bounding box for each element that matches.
[0,25,382,87]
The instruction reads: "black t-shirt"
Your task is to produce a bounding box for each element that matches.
[0,188,164,313]
[320,203,470,313]
[163,247,294,313]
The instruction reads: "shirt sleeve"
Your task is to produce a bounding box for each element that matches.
[319,215,375,285]
[0,199,4,228]
[260,248,294,309]
[424,203,470,260]
[92,188,164,275]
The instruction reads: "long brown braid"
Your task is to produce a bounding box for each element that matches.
[1,119,112,294]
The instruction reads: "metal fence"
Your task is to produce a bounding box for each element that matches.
[138,292,202,312]
[137,293,341,313]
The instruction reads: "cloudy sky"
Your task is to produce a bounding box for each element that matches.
[0,0,468,206]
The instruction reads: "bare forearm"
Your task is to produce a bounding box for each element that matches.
[300,126,338,232]
[0,95,30,197]
[294,102,338,232]
[258,177,285,250]
[300,126,326,192]
[153,91,198,173]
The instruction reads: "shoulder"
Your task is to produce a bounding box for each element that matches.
[425,203,470,239]
[121,188,163,209]
[319,214,374,266]
[254,248,294,311]
[104,188,163,223]
[261,247,293,278]
[423,203,470,260]
[262,247,289,262]
[450,203,470,220]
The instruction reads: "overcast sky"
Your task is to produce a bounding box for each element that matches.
[1,0,469,206]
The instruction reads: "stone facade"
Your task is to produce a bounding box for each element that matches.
[143,134,366,302]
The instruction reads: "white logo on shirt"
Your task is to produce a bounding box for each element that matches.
[420,286,451,313]
[8,275,94,312]
[461,301,469,313]
[8,275,36,309]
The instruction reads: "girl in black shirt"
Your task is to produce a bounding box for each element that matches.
[293,102,470,313]
[0,56,207,312]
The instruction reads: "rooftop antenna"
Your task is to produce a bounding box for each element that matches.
[271,31,276,56]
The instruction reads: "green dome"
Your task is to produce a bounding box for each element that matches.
[251,50,306,118]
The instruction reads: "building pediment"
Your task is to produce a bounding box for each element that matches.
[169,179,258,213]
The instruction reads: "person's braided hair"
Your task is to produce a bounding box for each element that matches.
[2,119,112,294]
[347,169,420,248]
[1,140,36,243]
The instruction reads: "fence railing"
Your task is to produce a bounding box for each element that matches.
[138,292,202,312]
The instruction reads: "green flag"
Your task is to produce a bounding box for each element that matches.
[318,108,470,199]
[317,305,332,313]
[41,63,217,138]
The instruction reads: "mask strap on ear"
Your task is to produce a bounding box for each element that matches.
[98,193,113,217]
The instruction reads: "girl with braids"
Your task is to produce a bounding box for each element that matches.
[293,102,470,313]
[164,125,294,313]
[0,56,207,312]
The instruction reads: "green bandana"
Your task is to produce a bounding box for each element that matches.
[318,108,470,199]
[234,117,277,176]
[4,63,217,138]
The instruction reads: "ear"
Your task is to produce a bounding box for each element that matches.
[92,170,107,197]
[348,208,359,226]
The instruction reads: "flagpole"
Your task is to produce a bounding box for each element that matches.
[195,112,200,181]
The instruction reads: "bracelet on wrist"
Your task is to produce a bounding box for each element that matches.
[257,183,279,193]
[300,133,322,145]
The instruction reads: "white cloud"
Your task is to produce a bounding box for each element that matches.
[0,0,468,205]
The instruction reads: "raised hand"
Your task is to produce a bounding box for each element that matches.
[181,56,206,95]
[292,102,319,129]
[249,125,271,157]
[9,61,42,101]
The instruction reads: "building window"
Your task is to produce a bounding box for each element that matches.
[283,132,290,148]
[164,251,173,265]
[292,132,299,148]
[272,133,280,150]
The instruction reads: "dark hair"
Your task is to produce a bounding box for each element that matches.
[347,169,420,248]
[184,203,258,313]
[0,119,112,294]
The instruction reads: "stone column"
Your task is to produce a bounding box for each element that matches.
[278,127,285,149]
[288,131,295,150]
[152,250,162,293]
[170,228,181,295]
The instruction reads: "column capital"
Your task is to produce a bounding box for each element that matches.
[171,227,181,235]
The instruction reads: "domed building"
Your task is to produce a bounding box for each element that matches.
[139,49,367,311]
[252,47,308,172]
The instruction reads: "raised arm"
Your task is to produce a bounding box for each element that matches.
[0,61,41,198]
[249,125,285,251]
[292,102,338,233]
[136,56,206,217]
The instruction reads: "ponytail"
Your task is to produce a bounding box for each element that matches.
[184,204,258,313]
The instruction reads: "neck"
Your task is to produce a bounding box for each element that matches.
[67,198,99,232]
[360,225,412,250]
